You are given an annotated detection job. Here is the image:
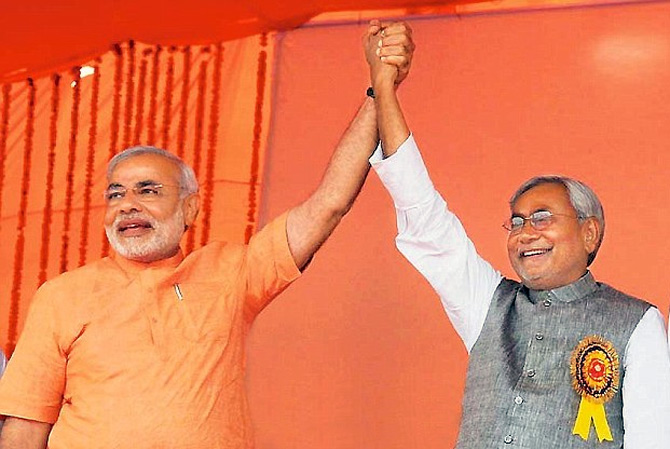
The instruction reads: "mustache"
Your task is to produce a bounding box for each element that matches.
[110,212,158,230]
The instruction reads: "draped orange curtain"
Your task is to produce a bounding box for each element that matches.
[0,35,275,355]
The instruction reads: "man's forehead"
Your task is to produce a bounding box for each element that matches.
[108,153,180,184]
[511,182,572,212]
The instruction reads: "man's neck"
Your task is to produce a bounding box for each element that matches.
[109,247,185,275]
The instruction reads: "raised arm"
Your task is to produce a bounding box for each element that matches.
[0,417,51,449]
[363,20,414,158]
[286,98,376,270]
[365,22,503,349]
[285,24,415,270]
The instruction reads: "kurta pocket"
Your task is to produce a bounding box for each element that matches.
[173,282,234,343]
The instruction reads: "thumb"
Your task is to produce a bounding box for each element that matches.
[367,19,382,36]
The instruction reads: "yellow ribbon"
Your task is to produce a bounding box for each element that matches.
[572,397,613,442]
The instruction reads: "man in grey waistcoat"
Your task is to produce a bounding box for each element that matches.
[363,21,670,448]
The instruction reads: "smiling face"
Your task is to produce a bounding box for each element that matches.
[104,153,199,263]
[507,182,599,290]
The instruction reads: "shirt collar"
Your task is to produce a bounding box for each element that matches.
[527,271,598,304]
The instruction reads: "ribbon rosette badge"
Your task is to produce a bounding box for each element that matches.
[570,335,619,443]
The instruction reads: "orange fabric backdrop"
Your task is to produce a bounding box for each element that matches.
[0,36,275,354]
[250,2,670,448]
[0,0,473,83]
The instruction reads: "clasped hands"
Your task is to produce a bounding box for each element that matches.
[364,20,415,89]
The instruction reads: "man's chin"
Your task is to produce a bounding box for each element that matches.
[514,268,548,291]
[111,238,181,263]
[110,239,159,262]
[105,219,184,263]
[519,273,563,291]
[115,247,155,262]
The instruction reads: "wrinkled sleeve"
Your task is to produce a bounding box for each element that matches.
[0,286,67,423]
[243,211,302,319]
[371,135,502,351]
[622,307,670,447]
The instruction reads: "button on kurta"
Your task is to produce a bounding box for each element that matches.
[514,396,523,405]
[527,369,536,378]
[504,435,513,444]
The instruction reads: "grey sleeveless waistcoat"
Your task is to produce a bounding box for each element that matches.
[456,272,651,449]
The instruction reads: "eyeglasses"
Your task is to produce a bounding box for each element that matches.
[103,183,181,204]
[503,210,581,233]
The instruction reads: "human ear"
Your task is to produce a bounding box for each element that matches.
[182,193,200,228]
[582,217,600,254]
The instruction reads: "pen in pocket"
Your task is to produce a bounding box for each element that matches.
[173,283,183,301]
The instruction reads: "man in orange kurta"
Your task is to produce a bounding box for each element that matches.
[0,208,299,448]
[0,25,415,448]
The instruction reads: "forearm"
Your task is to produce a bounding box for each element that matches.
[287,97,378,270]
[372,137,501,350]
[396,190,501,350]
[0,417,51,449]
[372,75,409,158]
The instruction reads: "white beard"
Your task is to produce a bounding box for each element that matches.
[105,208,185,263]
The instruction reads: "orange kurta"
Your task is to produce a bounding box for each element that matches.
[0,212,300,449]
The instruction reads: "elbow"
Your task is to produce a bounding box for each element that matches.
[314,192,354,221]
[337,201,355,219]
[303,191,355,230]
[328,199,355,221]
[320,203,349,227]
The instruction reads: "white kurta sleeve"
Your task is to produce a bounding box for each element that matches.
[371,135,502,351]
[621,307,670,448]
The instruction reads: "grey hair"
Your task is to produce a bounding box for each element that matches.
[107,146,199,197]
[509,175,605,266]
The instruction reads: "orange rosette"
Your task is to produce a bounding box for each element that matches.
[570,335,619,443]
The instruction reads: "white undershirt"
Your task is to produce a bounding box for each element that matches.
[371,134,670,448]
